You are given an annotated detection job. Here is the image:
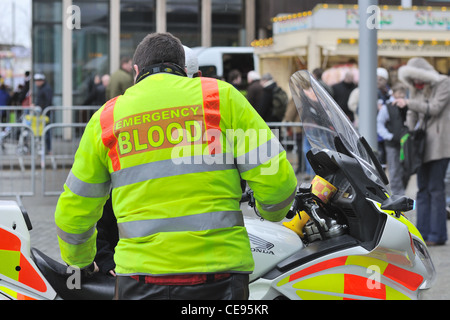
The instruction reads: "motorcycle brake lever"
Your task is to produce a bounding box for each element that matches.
[309,204,328,232]
[293,183,330,231]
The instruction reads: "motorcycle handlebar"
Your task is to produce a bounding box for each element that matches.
[241,188,298,220]
[240,192,251,203]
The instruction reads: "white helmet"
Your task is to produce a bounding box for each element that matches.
[183,45,199,78]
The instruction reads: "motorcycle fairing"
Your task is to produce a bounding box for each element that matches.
[0,200,116,300]
[246,216,305,283]
[274,248,424,300]
[367,198,424,243]
[249,202,434,300]
[367,199,436,289]
[0,201,56,300]
[307,148,388,250]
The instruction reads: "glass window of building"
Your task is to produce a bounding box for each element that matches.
[32,0,63,107]
[212,0,244,46]
[72,1,110,107]
[120,0,156,59]
[167,0,200,47]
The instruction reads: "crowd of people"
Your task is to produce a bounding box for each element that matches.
[239,59,450,248]
[320,59,450,247]
[0,72,31,120]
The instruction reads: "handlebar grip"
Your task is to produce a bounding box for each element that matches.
[240,193,250,203]
[285,210,295,220]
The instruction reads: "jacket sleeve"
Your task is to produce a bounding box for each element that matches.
[227,85,297,222]
[54,112,111,268]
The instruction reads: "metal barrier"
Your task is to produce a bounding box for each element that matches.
[42,106,100,126]
[1,104,306,197]
[41,123,87,196]
[0,105,97,197]
[266,121,303,151]
[267,121,305,174]
[0,122,36,196]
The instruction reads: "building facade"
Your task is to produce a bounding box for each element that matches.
[33,0,256,110]
[253,3,449,95]
[32,0,449,114]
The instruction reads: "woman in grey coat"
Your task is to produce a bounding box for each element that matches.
[394,57,450,246]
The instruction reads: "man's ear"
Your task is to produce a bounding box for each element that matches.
[133,64,139,83]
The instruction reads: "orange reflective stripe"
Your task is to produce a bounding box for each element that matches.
[0,229,47,293]
[383,263,424,291]
[100,97,121,171]
[283,255,424,298]
[288,256,347,282]
[0,228,21,251]
[18,253,47,293]
[344,274,386,300]
[200,77,221,155]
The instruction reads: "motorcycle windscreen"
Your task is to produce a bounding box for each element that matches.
[289,70,388,188]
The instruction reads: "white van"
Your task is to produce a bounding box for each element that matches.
[192,46,259,83]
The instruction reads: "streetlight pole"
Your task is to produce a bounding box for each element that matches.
[358,0,379,151]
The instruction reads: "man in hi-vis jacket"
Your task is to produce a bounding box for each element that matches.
[55,32,297,300]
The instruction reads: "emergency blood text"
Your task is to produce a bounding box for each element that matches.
[115,105,204,156]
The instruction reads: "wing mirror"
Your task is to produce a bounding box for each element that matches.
[381,195,415,217]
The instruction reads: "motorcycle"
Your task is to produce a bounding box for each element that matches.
[0,70,435,300]
[245,70,435,300]
[0,198,116,300]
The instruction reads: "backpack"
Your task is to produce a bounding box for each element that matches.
[385,102,408,146]
[271,86,288,122]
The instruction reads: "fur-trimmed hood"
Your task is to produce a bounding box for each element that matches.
[402,57,450,163]
[398,57,443,87]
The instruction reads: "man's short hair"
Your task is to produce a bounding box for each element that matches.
[133,33,185,72]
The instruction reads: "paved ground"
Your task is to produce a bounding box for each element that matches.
[2,171,449,300]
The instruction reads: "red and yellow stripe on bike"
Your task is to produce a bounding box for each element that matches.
[0,228,48,299]
[277,255,423,300]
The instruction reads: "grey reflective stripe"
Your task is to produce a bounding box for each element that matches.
[56,225,96,245]
[65,170,111,198]
[118,211,244,239]
[235,137,285,173]
[111,155,236,188]
[259,189,296,212]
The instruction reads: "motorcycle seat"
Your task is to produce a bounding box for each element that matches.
[31,248,116,300]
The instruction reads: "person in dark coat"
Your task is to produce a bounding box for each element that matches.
[95,195,118,276]
[83,74,110,121]
[0,84,11,122]
[246,71,263,111]
[377,83,408,195]
[19,71,31,106]
[34,73,53,153]
[258,73,277,122]
[332,72,357,122]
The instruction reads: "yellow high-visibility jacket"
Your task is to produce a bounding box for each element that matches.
[55,73,297,276]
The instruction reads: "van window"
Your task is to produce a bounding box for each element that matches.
[223,53,254,84]
[199,65,218,78]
